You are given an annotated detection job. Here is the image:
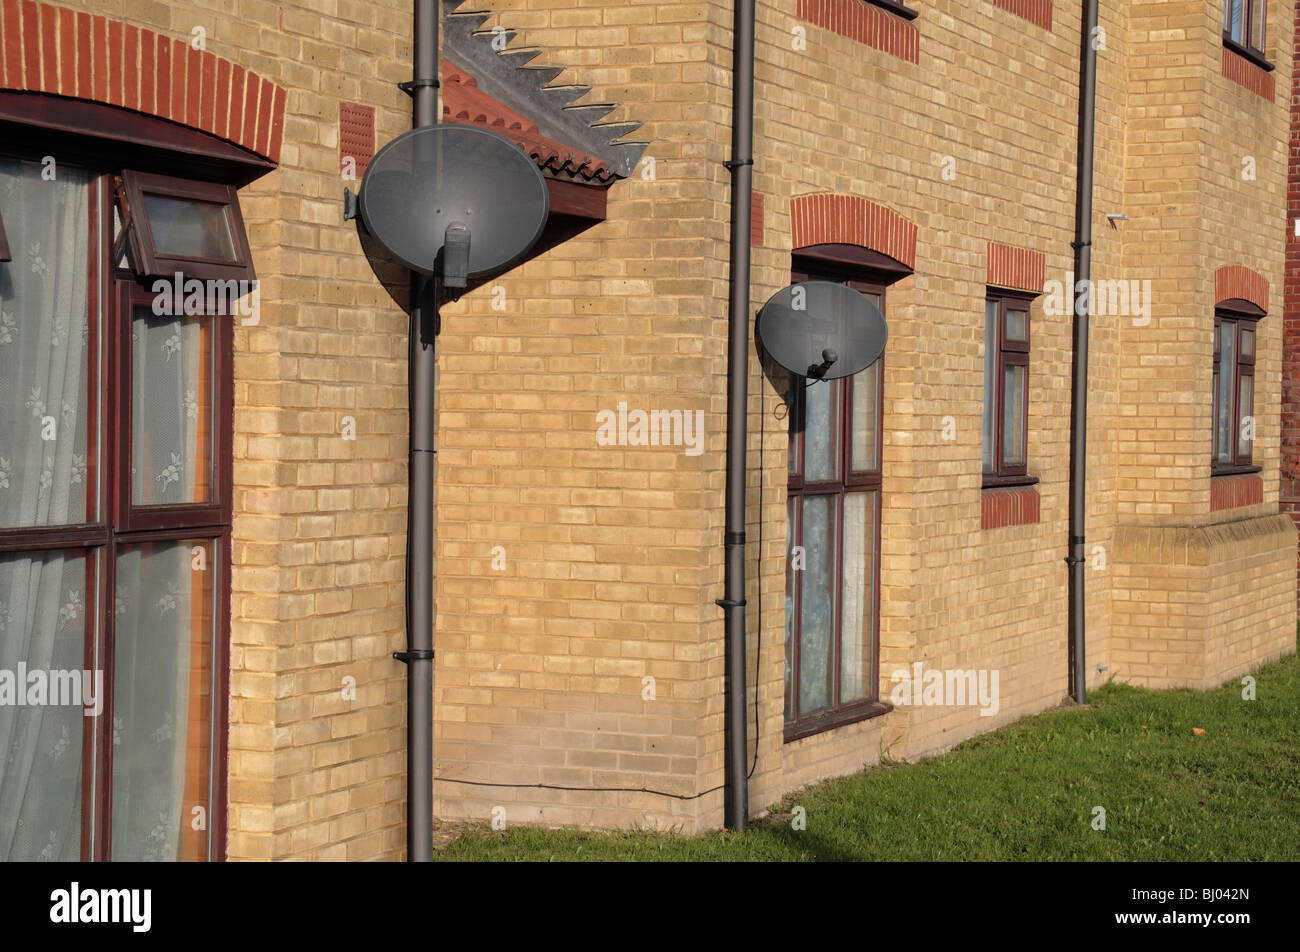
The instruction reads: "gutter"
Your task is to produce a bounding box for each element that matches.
[1067,0,1100,704]
[719,0,755,830]
[397,0,439,862]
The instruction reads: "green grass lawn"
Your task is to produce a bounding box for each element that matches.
[437,636,1300,861]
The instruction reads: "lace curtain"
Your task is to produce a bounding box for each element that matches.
[113,541,204,862]
[0,160,207,860]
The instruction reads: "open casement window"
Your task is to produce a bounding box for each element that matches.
[785,249,900,741]
[116,170,254,284]
[982,290,1037,486]
[1213,303,1263,474]
[1223,0,1271,66]
[0,155,232,861]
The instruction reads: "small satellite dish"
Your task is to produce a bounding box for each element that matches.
[356,124,548,285]
[756,281,887,379]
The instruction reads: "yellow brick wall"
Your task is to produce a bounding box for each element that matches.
[57,0,1297,854]
[1111,516,1296,688]
[1109,0,1297,694]
[430,0,723,832]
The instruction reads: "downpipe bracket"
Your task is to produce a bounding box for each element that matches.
[393,649,435,664]
[398,78,441,96]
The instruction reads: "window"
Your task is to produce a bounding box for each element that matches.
[1223,0,1269,64]
[785,258,889,740]
[1213,305,1262,474]
[118,170,254,283]
[0,151,238,860]
[982,290,1035,485]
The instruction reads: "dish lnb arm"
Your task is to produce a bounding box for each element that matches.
[808,347,838,379]
[442,221,470,289]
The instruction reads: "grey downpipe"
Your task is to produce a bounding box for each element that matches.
[1067,0,1100,705]
[719,0,755,831]
[399,0,439,862]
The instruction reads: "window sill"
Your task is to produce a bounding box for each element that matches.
[1222,36,1274,72]
[866,0,919,21]
[784,700,893,744]
[981,473,1039,490]
[1210,463,1261,477]
[982,484,1040,530]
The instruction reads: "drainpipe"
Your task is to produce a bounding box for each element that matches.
[396,0,439,862]
[1067,0,1100,705]
[719,0,755,831]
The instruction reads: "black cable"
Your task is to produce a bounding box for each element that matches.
[746,351,763,781]
[436,776,726,801]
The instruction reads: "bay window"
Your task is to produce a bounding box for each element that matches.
[0,112,248,860]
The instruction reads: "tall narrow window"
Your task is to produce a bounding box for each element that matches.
[785,253,892,740]
[982,290,1035,485]
[1213,305,1261,473]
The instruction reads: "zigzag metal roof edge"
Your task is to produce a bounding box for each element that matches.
[443,0,648,179]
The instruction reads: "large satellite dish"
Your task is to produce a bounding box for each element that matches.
[756,281,887,379]
[356,124,548,285]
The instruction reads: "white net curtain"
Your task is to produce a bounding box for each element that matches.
[0,158,211,861]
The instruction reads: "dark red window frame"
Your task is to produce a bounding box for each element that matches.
[1223,0,1272,70]
[0,141,236,861]
[114,280,234,534]
[983,289,1038,488]
[784,252,895,742]
[118,170,255,284]
[1213,301,1263,475]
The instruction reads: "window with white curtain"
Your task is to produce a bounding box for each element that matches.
[0,151,236,861]
[784,257,887,740]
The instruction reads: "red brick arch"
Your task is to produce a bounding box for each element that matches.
[0,0,286,163]
[1214,265,1269,313]
[790,194,917,271]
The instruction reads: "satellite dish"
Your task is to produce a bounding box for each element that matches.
[756,281,887,379]
[356,124,549,284]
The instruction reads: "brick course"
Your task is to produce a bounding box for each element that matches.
[0,0,286,161]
